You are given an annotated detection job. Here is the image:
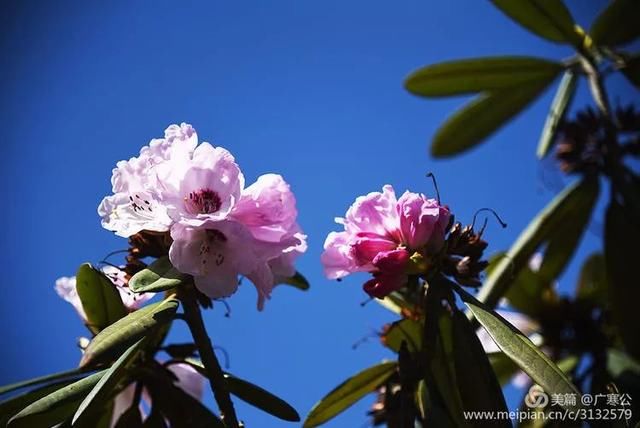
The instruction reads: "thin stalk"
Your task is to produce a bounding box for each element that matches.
[179,285,240,428]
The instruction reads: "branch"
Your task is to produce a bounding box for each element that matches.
[179,284,240,428]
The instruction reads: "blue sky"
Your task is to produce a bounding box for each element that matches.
[1,0,636,426]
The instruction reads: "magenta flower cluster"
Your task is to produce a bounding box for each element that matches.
[321,185,450,298]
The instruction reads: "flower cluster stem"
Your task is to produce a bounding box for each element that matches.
[180,285,240,428]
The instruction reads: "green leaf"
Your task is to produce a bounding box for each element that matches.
[421,279,467,427]
[375,291,417,316]
[0,380,76,427]
[303,361,397,427]
[451,311,510,424]
[607,349,640,378]
[431,79,556,157]
[405,56,562,98]
[487,353,521,385]
[142,371,224,428]
[175,359,300,422]
[576,253,608,305]
[277,271,310,291]
[477,179,597,308]
[76,263,127,334]
[73,339,145,426]
[605,201,640,359]
[80,298,179,367]
[456,285,581,408]
[537,177,599,280]
[486,252,556,318]
[590,0,640,46]
[0,367,88,396]
[225,374,300,422]
[114,404,143,428]
[129,256,189,293]
[7,371,106,428]
[537,70,578,159]
[381,318,422,353]
[490,0,582,45]
[621,54,640,89]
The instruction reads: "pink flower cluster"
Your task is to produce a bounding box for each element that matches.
[321,185,450,298]
[98,124,306,309]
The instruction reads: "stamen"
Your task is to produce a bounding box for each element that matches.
[471,208,507,231]
[184,189,222,214]
[426,172,441,204]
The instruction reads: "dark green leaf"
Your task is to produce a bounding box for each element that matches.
[622,54,640,89]
[142,371,224,428]
[406,56,562,98]
[0,367,88,396]
[456,285,581,408]
[114,404,143,428]
[477,179,597,308]
[129,256,188,293]
[490,0,582,45]
[76,263,127,334]
[451,311,510,424]
[432,79,555,157]
[607,349,640,378]
[605,201,640,359]
[80,298,179,367]
[420,280,467,428]
[277,271,310,291]
[142,408,168,428]
[225,374,300,422]
[381,318,422,353]
[537,70,578,158]
[73,339,145,426]
[303,361,397,427]
[538,177,599,280]
[486,252,556,318]
[577,253,608,305]
[590,0,640,46]
[7,371,106,428]
[487,353,521,385]
[178,358,300,422]
[0,380,76,427]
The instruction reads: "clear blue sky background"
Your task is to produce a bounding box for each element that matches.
[1,0,637,426]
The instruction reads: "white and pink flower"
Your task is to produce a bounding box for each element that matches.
[98,123,306,309]
[321,185,450,298]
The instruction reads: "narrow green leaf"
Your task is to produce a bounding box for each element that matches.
[576,253,608,305]
[142,371,224,428]
[490,0,582,45]
[456,285,581,407]
[129,256,188,293]
[114,404,143,428]
[607,349,640,378]
[80,298,179,367]
[0,380,76,427]
[538,177,599,280]
[7,371,106,428]
[406,56,562,98]
[432,79,555,157]
[277,271,310,291]
[590,0,640,46]
[451,311,510,424]
[537,70,578,158]
[381,318,422,353]
[0,367,88,396]
[487,353,521,386]
[172,359,300,422]
[73,339,145,426]
[486,253,555,318]
[303,361,397,427]
[76,263,127,334]
[477,179,596,308]
[225,374,300,422]
[605,201,640,359]
[621,54,640,89]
